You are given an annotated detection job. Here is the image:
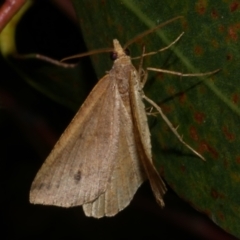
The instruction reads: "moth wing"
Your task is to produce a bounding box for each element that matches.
[129,69,167,206]
[30,74,121,207]
[83,96,146,217]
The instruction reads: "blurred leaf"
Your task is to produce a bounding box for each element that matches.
[0,0,93,111]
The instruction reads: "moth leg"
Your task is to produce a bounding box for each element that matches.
[135,30,219,81]
[133,30,219,80]
[131,32,184,61]
[147,67,220,77]
[135,44,149,91]
[143,94,206,161]
[145,106,158,116]
[139,60,220,89]
[140,68,148,88]
[136,44,146,80]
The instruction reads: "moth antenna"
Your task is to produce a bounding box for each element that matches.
[61,48,113,62]
[137,45,146,76]
[123,16,183,49]
[131,32,184,60]
[62,16,183,63]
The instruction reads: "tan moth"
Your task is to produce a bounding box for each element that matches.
[30,17,218,218]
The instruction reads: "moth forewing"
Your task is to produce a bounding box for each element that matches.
[30,73,122,207]
[129,69,167,206]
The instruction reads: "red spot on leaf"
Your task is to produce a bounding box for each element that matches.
[159,166,165,176]
[231,93,239,104]
[223,158,229,168]
[202,209,211,218]
[194,112,205,124]
[156,72,165,81]
[211,189,218,199]
[211,39,219,48]
[167,86,176,95]
[189,126,199,141]
[117,25,124,35]
[161,104,172,115]
[226,54,233,61]
[178,92,186,104]
[222,126,235,141]
[227,23,240,42]
[180,164,186,173]
[195,0,207,15]
[199,141,219,159]
[194,45,204,56]
[182,19,188,30]
[218,211,225,221]
[211,188,225,199]
[211,8,219,19]
[236,156,240,164]
[218,25,225,33]
[228,27,238,41]
[230,1,239,12]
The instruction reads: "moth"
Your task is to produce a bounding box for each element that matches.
[30,17,218,218]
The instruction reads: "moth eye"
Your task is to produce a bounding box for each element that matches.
[110,52,118,61]
[124,48,130,56]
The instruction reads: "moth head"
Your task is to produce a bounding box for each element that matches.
[110,48,130,61]
[111,39,131,61]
